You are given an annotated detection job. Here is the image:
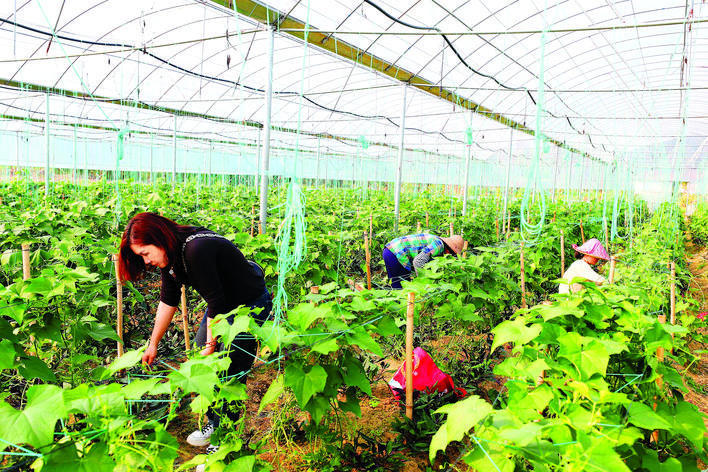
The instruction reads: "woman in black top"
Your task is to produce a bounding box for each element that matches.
[118,212,271,453]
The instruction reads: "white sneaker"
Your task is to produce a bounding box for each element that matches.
[186,422,214,447]
[194,444,219,472]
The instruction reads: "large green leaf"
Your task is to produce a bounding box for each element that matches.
[626,402,672,430]
[0,384,65,451]
[169,360,220,402]
[557,332,609,380]
[429,395,493,461]
[258,374,284,413]
[284,364,328,407]
[18,356,57,382]
[102,346,146,378]
[490,316,542,352]
[0,339,17,370]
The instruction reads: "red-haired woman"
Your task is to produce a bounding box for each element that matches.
[118,212,271,455]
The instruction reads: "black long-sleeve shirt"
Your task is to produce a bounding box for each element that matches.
[159,228,265,317]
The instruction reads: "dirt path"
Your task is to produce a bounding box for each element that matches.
[683,240,708,426]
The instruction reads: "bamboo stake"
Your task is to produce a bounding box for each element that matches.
[608,256,617,284]
[520,243,527,309]
[579,220,586,244]
[462,240,468,259]
[405,292,415,420]
[495,218,500,240]
[669,262,676,325]
[21,243,30,280]
[506,210,511,239]
[113,254,124,357]
[560,230,565,277]
[449,221,454,237]
[416,221,421,232]
[425,212,429,227]
[181,286,190,352]
[604,220,610,251]
[364,232,372,290]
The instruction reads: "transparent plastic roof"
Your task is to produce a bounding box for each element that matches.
[0,0,706,171]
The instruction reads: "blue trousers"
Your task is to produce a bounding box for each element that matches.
[383,247,412,289]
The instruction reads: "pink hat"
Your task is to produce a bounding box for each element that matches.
[572,238,610,261]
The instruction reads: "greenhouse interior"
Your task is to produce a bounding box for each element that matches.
[1,0,708,470]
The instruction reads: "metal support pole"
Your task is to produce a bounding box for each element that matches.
[72,125,77,185]
[462,144,472,216]
[259,26,275,234]
[44,92,50,197]
[394,84,408,231]
[315,135,321,187]
[255,129,261,190]
[172,115,177,190]
[566,152,573,202]
[502,127,513,227]
[552,146,560,203]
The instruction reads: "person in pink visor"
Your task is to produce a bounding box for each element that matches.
[559,238,609,294]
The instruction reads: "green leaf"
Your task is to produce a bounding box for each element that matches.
[65,384,124,416]
[259,374,284,413]
[491,316,542,352]
[349,297,376,312]
[344,326,383,356]
[18,356,57,382]
[626,402,672,430]
[20,277,52,297]
[557,333,609,380]
[0,339,17,370]
[311,338,339,355]
[430,395,493,461]
[211,312,251,346]
[0,384,65,450]
[122,378,159,400]
[169,360,220,402]
[342,355,372,395]
[667,401,706,450]
[287,303,333,331]
[102,346,146,378]
[285,364,328,407]
[42,440,115,472]
[84,322,121,343]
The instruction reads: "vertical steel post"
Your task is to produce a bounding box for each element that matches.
[552,146,560,203]
[255,129,261,190]
[73,125,77,185]
[462,144,471,216]
[502,127,513,227]
[394,84,408,231]
[566,152,573,202]
[259,26,275,234]
[45,92,50,198]
[315,135,321,187]
[172,114,177,190]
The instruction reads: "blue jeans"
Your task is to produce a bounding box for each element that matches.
[195,287,272,426]
[383,247,412,289]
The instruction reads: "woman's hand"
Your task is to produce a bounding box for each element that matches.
[142,344,158,366]
[200,342,216,356]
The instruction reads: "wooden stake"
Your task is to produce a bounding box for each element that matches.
[364,232,372,290]
[21,243,30,280]
[609,256,616,284]
[579,220,586,244]
[495,218,500,240]
[506,210,511,238]
[405,292,415,420]
[560,230,565,277]
[449,221,454,237]
[669,262,676,326]
[425,212,429,227]
[113,254,124,357]
[181,286,190,352]
[604,220,610,251]
[520,243,527,309]
[369,214,373,241]
[310,286,320,295]
[416,221,421,232]
[462,240,468,259]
